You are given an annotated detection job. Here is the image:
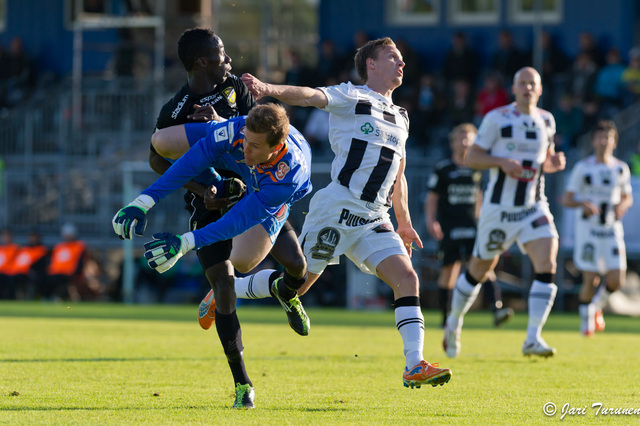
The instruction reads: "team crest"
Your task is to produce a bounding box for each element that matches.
[275,162,290,180]
[222,87,236,104]
[274,204,288,222]
[581,243,595,263]
[486,229,506,251]
[309,227,340,260]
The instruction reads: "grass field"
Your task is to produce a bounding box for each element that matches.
[1,301,639,425]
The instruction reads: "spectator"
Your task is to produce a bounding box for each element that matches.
[0,228,19,298]
[2,230,48,300]
[567,52,598,106]
[594,48,626,118]
[553,93,584,150]
[540,31,570,109]
[442,31,479,90]
[491,30,526,83]
[475,71,510,119]
[629,140,640,176]
[314,39,343,87]
[342,31,370,84]
[45,223,101,301]
[621,47,640,105]
[578,32,605,69]
[445,78,475,126]
[1,37,35,107]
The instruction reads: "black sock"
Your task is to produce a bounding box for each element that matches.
[278,270,305,300]
[215,310,252,386]
[483,279,502,312]
[438,288,452,326]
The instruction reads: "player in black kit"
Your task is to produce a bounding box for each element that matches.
[424,123,513,328]
[148,28,308,408]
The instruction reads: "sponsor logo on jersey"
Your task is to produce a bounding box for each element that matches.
[199,94,223,104]
[486,229,506,251]
[222,87,237,104]
[310,227,340,260]
[338,208,382,227]
[590,229,615,238]
[171,94,189,119]
[275,162,290,180]
[500,206,537,222]
[506,142,516,151]
[361,122,374,134]
[374,127,400,146]
[517,166,537,182]
[214,127,228,142]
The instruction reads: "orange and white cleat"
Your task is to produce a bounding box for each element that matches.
[594,309,606,332]
[198,290,216,330]
[403,360,452,389]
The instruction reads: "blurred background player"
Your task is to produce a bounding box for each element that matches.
[443,67,566,359]
[561,120,632,336]
[425,123,513,328]
[114,103,313,409]
[241,37,453,389]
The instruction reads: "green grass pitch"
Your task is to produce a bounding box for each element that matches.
[1,301,639,425]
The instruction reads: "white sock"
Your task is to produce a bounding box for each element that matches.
[592,285,612,311]
[579,303,595,334]
[234,269,278,299]
[526,281,557,342]
[395,306,424,369]
[447,273,482,331]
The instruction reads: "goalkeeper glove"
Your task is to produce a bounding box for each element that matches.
[144,232,195,273]
[220,177,247,215]
[112,194,155,240]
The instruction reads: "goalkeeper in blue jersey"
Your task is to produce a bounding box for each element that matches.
[112,103,312,408]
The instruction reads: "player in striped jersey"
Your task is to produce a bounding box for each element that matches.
[240,37,452,389]
[443,67,566,358]
[425,123,514,329]
[562,120,633,337]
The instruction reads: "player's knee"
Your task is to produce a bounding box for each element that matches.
[150,132,169,157]
[284,254,307,279]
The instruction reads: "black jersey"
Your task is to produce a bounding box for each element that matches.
[155,74,256,130]
[427,159,482,232]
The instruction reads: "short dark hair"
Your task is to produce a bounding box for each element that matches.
[593,120,618,140]
[354,37,395,83]
[245,103,290,147]
[177,27,218,71]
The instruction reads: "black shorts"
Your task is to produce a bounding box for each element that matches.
[438,236,474,266]
[184,191,232,270]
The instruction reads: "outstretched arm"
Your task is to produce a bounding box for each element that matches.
[392,158,423,255]
[240,73,329,108]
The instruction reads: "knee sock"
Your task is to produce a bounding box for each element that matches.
[215,310,252,386]
[526,279,557,343]
[234,269,279,299]
[483,279,503,311]
[591,283,612,311]
[447,271,482,331]
[579,303,595,335]
[394,296,424,369]
[438,288,452,327]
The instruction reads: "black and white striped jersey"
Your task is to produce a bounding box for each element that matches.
[565,155,632,227]
[474,103,555,208]
[319,82,409,208]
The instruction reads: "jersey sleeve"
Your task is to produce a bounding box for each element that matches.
[427,164,444,195]
[154,101,174,131]
[319,82,357,114]
[620,162,633,195]
[474,111,499,151]
[192,180,296,248]
[565,161,584,195]
[141,124,228,202]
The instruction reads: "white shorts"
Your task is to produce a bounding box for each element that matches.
[473,202,558,260]
[573,221,626,274]
[299,182,407,275]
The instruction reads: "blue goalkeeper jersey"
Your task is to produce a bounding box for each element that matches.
[142,116,312,249]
